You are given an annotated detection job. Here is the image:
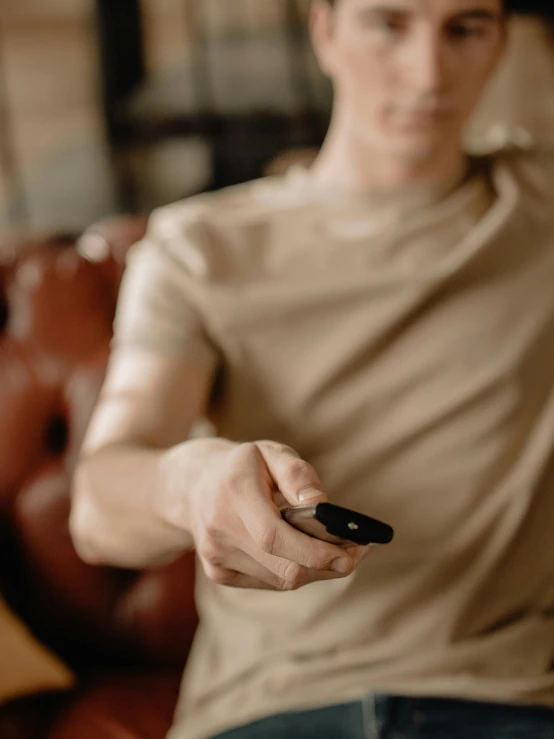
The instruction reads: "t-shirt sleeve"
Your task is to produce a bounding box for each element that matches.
[111,205,220,372]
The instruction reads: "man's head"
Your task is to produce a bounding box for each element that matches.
[311,0,507,162]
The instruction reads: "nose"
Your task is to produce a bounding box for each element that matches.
[400,27,447,96]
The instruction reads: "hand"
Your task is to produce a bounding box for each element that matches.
[161,439,370,591]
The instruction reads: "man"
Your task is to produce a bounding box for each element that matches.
[70,0,554,737]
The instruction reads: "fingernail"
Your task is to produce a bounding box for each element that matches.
[332,558,352,574]
[298,487,325,503]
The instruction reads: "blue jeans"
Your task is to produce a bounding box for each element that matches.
[211,694,554,738]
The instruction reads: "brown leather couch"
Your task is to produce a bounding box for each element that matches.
[0,218,199,739]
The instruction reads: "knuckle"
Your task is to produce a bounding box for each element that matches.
[277,579,298,592]
[224,469,249,496]
[197,527,225,564]
[278,576,304,592]
[207,567,235,586]
[257,440,299,457]
[200,547,225,568]
[304,547,344,574]
[279,560,304,589]
[338,559,355,577]
[233,442,259,463]
[282,458,313,486]
[225,443,259,484]
[239,441,258,453]
[203,522,225,546]
[252,525,277,555]
[313,550,338,572]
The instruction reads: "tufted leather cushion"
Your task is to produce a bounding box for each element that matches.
[0,219,197,737]
[49,674,180,739]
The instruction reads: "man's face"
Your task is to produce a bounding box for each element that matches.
[312,0,506,158]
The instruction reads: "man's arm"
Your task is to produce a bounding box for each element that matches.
[70,346,366,588]
[70,346,224,570]
[71,210,367,587]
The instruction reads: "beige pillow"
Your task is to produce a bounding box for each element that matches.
[466,15,554,151]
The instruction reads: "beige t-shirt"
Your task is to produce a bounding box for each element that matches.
[113,146,554,739]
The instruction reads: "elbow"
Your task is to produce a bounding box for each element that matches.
[69,459,111,566]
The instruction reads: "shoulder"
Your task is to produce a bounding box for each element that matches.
[138,174,309,282]
[149,174,308,239]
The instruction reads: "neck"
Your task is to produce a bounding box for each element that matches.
[311,107,467,194]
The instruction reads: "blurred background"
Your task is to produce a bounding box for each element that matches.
[2,2,554,738]
[0,0,332,232]
[1,0,554,233]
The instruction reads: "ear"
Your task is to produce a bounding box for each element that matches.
[309,1,337,79]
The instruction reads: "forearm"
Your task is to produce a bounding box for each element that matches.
[70,437,234,570]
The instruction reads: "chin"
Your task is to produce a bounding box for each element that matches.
[388,140,440,162]
[357,118,458,162]
[386,129,452,162]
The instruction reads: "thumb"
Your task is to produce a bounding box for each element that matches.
[254,441,328,507]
